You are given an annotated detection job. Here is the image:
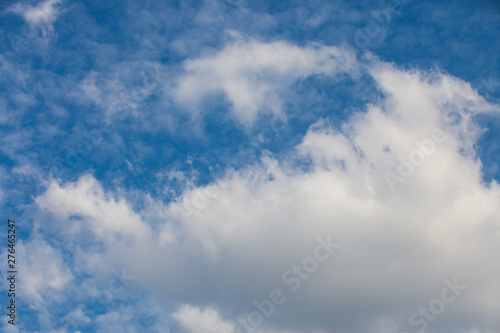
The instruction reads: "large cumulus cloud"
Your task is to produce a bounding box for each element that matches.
[34,40,500,333]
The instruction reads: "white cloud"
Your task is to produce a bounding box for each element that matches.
[13,237,72,304]
[36,175,154,245]
[172,305,305,333]
[1,236,73,330]
[173,305,233,333]
[173,32,359,126]
[36,58,500,333]
[9,0,62,26]
[7,0,64,42]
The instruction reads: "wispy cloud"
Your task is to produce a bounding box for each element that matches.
[173,32,359,126]
[9,0,63,26]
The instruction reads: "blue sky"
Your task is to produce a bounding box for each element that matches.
[0,0,499,332]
